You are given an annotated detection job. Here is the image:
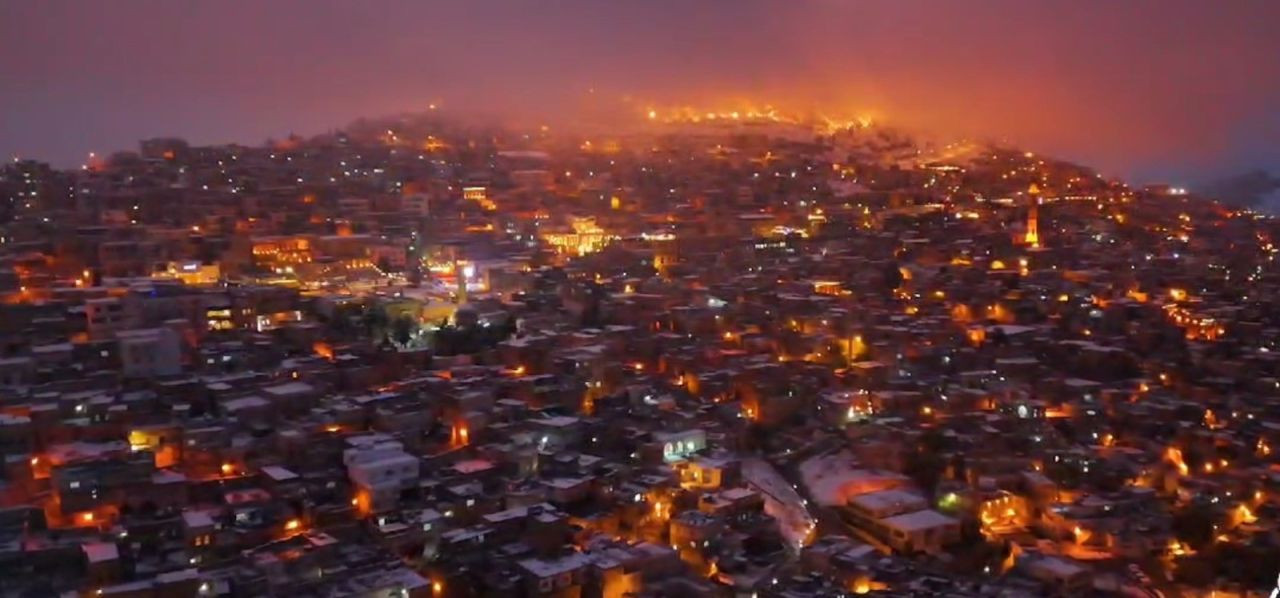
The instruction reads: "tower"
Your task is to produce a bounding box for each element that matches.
[406,229,424,286]
[453,257,468,305]
[1023,183,1041,248]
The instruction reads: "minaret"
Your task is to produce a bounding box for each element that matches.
[1024,183,1041,248]
[453,257,468,305]
[407,230,424,286]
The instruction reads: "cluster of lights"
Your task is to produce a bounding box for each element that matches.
[642,103,874,134]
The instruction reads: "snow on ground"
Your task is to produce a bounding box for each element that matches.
[742,458,815,549]
[797,451,909,507]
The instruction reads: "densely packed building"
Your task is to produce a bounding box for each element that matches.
[2,109,1279,597]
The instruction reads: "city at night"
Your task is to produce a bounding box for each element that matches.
[2,2,1280,597]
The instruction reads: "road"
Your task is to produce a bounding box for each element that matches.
[742,458,817,551]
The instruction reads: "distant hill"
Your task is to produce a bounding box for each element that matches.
[1195,169,1280,211]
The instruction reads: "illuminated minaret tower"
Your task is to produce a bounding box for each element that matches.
[453,256,468,305]
[1023,182,1041,248]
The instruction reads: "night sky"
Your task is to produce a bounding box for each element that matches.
[2,0,1277,184]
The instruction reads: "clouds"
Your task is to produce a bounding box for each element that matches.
[2,0,1277,181]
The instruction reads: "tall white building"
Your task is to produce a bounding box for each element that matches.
[344,435,420,512]
[117,328,181,378]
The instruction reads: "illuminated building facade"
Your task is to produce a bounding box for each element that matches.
[540,217,613,256]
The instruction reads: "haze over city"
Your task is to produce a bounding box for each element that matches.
[3,0,1279,186]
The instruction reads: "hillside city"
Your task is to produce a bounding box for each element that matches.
[2,108,1278,597]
